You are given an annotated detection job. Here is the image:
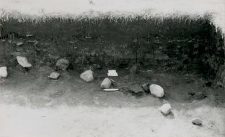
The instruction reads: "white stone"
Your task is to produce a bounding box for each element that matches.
[16,42,23,46]
[16,56,32,68]
[26,34,33,37]
[101,78,111,89]
[149,84,164,97]
[48,72,60,79]
[0,67,8,78]
[159,103,172,115]
[56,58,70,70]
[80,70,94,82]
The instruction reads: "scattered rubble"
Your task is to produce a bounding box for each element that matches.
[48,72,60,80]
[80,70,94,82]
[16,56,32,68]
[149,84,164,97]
[0,66,8,78]
[56,58,70,70]
[159,103,172,115]
[192,118,203,126]
[101,78,112,89]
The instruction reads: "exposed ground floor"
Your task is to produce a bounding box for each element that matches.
[0,67,224,137]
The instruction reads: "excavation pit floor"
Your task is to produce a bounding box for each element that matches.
[0,67,225,137]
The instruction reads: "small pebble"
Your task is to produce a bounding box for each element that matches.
[192,118,203,126]
[16,42,23,46]
[159,103,172,115]
[48,72,60,80]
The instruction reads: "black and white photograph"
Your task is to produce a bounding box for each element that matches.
[0,0,225,137]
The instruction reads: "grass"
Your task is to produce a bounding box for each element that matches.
[0,0,225,35]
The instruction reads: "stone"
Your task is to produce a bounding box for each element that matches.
[192,118,203,126]
[101,78,112,89]
[0,67,8,78]
[141,83,150,93]
[56,58,70,70]
[16,41,23,46]
[48,72,60,80]
[26,34,34,37]
[149,84,164,97]
[16,56,32,68]
[159,103,172,115]
[80,70,94,82]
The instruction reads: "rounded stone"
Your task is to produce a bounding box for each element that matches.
[149,84,164,97]
[80,70,94,82]
[101,78,112,89]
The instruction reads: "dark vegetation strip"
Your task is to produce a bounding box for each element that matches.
[0,16,224,79]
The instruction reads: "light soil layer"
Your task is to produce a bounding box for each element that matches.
[0,104,224,137]
[0,67,225,137]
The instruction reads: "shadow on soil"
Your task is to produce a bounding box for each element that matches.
[0,66,224,110]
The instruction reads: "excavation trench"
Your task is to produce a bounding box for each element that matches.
[0,17,225,137]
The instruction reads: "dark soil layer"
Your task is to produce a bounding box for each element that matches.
[0,17,224,79]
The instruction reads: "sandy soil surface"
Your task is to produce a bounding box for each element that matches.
[0,66,225,137]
